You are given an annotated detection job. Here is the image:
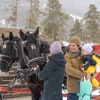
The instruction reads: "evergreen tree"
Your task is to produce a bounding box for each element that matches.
[82,4,100,43]
[70,19,83,42]
[26,0,40,29]
[6,0,19,27]
[42,0,69,41]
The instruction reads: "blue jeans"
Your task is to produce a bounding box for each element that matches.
[67,93,79,100]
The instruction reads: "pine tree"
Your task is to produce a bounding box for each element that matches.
[42,0,69,41]
[70,19,83,42]
[6,0,19,27]
[82,4,100,43]
[26,0,40,29]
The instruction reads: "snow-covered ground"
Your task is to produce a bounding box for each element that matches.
[92,89,100,96]
[63,96,67,100]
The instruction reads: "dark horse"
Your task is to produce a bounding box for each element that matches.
[0,32,20,72]
[0,27,50,100]
[0,28,69,100]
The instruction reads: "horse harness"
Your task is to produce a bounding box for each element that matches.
[9,39,48,87]
[0,40,18,69]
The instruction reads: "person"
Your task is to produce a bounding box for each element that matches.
[65,36,91,100]
[81,44,99,88]
[33,41,66,100]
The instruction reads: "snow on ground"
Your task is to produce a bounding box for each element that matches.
[92,89,100,96]
[63,97,67,100]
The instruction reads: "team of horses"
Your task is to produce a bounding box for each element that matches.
[0,27,69,100]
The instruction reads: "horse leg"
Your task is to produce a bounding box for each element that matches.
[31,94,35,100]
[27,85,41,100]
[24,76,42,100]
[31,93,41,100]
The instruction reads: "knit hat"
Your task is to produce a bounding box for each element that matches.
[50,41,62,54]
[69,36,81,46]
[82,44,93,53]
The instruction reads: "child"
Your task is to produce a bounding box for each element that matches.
[81,44,100,88]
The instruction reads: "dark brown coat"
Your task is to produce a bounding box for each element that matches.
[65,52,86,93]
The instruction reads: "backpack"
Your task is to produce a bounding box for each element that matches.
[77,77,92,100]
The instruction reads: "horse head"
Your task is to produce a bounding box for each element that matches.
[0,32,19,72]
[19,27,50,70]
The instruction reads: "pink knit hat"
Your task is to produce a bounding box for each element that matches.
[50,41,62,54]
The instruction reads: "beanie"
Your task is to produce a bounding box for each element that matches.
[50,41,62,54]
[82,44,93,53]
[69,36,81,46]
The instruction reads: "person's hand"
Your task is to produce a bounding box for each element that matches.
[81,67,84,71]
[86,73,92,80]
[33,65,39,71]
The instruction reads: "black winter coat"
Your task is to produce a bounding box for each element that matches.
[35,52,66,100]
[82,55,96,70]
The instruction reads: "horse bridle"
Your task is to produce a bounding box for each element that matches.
[0,41,18,69]
[9,40,47,87]
[21,40,45,67]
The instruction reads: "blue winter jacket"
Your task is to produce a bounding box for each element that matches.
[35,52,66,100]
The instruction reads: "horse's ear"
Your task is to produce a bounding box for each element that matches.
[34,27,39,38]
[19,30,26,40]
[2,33,5,40]
[9,32,13,41]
